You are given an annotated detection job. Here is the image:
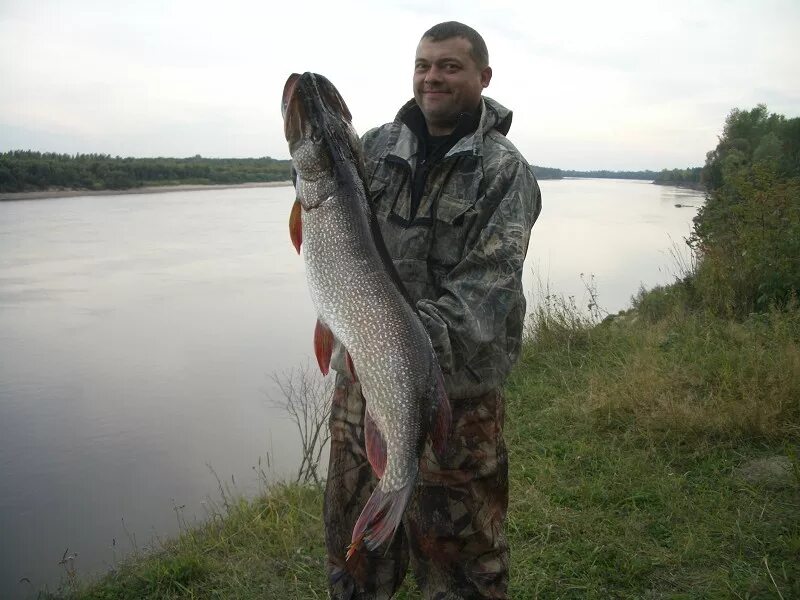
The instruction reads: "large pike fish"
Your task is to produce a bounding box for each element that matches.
[281,72,451,558]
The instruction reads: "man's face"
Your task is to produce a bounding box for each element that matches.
[413,36,492,136]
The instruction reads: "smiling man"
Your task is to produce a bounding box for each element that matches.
[324,21,541,599]
[413,33,492,135]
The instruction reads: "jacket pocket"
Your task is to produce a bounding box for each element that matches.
[429,192,476,266]
[368,163,407,220]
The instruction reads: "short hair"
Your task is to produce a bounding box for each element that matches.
[421,21,489,69]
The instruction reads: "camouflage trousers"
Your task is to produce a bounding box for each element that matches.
[324,373,509,599]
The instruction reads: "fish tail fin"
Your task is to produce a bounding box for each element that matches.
[431,367,451,462]
[346,479,414,560]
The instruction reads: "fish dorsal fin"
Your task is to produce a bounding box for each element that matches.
[364,407,387,479]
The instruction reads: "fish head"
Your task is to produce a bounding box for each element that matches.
[282,72,363,209]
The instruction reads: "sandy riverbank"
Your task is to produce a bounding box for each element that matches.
[0,180,293,201]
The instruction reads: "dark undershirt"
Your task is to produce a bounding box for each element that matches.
[402,105,481,222]
[425,133,450,158]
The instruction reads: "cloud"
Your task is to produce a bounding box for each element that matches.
[1,0,798,168]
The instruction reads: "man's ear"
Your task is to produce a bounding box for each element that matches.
[480,66,492,89]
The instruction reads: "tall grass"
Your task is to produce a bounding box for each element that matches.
[506,279,799,597]
[591,302,800,442]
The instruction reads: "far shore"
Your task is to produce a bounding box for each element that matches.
[0,180,293,201]
[652,180,705,191]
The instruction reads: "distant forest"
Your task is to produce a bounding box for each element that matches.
[556,168,704,187]
[531,165,562,179]
[563,169,659,180]
[0,150,706,193]
[653,167,703,186]
[0,152,292,193]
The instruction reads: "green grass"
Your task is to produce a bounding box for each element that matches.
[50,485,328,599]
[52,290,800,599]
[505,297,799,598]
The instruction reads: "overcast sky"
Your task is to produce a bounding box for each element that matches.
[1,0,798,170]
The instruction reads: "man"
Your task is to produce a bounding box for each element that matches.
[324,21,541,599]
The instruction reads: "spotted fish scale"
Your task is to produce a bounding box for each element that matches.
[304,192,430,490]
[282,72,450,557]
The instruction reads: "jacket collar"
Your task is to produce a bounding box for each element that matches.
[383,96,513,164]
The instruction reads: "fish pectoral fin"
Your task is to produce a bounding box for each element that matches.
[430,367,452,462]
[347,479,414,561]
[314,320,334,376]
[289,199,302,254]
[364,408,387,479]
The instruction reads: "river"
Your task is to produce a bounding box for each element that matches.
[0,179,704,597]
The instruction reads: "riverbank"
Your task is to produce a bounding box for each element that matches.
[48,282,800,599]
[0,181,292,201]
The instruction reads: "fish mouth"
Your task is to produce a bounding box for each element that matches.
[282,73,300,120]
[282,72,353,146]
[282,73,303,145]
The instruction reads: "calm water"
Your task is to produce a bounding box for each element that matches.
[0,180,704,597]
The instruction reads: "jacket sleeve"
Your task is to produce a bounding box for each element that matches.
[416,159,541,375]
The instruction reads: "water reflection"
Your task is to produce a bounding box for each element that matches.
[0,186,317,598]
[525,179,702,315]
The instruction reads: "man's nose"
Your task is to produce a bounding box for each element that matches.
[425,65,443,84]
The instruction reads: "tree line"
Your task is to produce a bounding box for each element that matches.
[0,152,293,193]
[0,150,574,192]
[8,144,779,194]
[562,168,706,186]
[531,165,562,179]
[653,167,703,186]
[562,169,660,180]
[688,104,800,314]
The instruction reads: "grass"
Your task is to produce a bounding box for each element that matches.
[49,287,800,599]
[505,292,799,598]
[49,485,328,599]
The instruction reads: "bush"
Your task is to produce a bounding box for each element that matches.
[631,278,699,323]
[691,106,800,317]
[691,167,800,315]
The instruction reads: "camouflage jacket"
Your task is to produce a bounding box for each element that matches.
[337,96,541,399]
